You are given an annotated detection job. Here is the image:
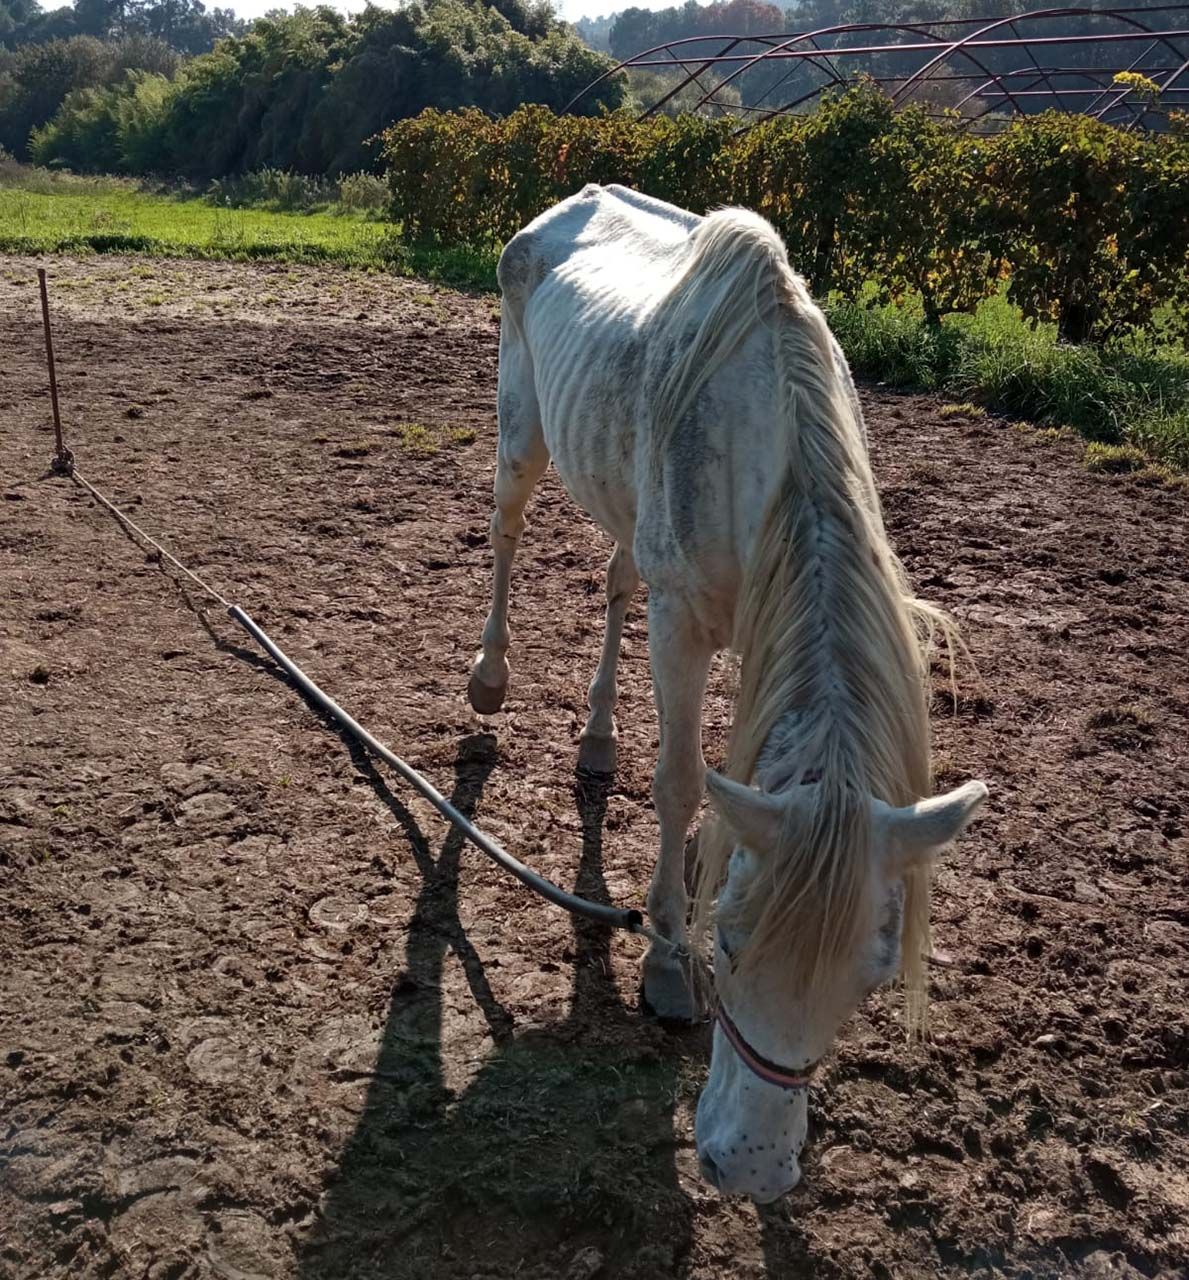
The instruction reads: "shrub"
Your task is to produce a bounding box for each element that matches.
[977,113,1189,343]
[381,87,1189,342]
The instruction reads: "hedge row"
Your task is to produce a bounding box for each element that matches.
[381,88,1189,343]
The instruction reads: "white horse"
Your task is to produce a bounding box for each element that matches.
[469,185,988,1201]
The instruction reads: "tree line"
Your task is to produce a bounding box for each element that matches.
[599,0,1160,63]
[1,0,242,56]
[2,0,622,175]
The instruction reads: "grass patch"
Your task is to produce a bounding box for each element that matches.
[0,184,397,267]
[825,293,1189,471]
[0,167,500,285]
[939,402,986,418]
[1084,442,1147,474]
[393,421,478,456]
[397,422,437,456]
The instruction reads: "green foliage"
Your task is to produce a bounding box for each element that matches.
[384,104,735,245]
[0,32,177,160]
[825,293,1189,470]
[0,35,108,157]
[18,1,623,180]
[609,0,783,62]
[1,0,244,54]
[204,167,389,216]
[208,167,338,213]
[383,86,1189,341]
[978,112,1189,343]
[336,171,388,213]
[621,67,742,118]
[29,70,174,172]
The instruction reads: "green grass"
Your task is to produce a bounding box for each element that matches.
[825,292,1189,471]
[0,184,396,266]
[0,171,500,285]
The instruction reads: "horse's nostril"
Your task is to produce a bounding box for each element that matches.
[698,1152,722,1189]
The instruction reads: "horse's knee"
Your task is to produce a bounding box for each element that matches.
[606,546,640,605]
[653,758,705,829]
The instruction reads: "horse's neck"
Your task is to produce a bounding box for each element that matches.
[754,709,819,793]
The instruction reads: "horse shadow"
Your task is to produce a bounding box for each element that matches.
[296,736,701,1280]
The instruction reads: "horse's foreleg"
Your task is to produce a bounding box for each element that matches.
[577,544,639,774]
[469,443,547,714]
[643,594,714,1021]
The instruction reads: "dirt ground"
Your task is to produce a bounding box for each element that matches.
[1,255,1186,1280]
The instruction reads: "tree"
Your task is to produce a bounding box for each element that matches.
[24,0,624,177]
[0,34,108,154]
[1,0,43,45]
[126,0,244,57]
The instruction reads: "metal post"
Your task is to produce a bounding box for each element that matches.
[37,268,73,476]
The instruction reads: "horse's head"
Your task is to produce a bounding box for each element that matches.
[694,772,988,1202]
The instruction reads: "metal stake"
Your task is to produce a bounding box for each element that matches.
[38,268,73,475]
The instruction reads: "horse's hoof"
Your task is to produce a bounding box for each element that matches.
[643,950,701,1023]
[577,731,617,775]
[468,671,507,715]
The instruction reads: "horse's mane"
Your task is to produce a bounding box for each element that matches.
[655,209,953,1033]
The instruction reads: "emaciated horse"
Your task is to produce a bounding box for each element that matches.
[468,185,988,1201]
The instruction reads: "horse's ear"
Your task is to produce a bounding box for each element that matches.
[705,771,785,856]
[877,781,988,875]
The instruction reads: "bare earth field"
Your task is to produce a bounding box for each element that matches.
[1,255,1186,1280]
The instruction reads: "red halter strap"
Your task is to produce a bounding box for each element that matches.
[714,1001,816,1091]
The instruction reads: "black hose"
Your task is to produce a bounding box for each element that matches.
[229,606,645,935]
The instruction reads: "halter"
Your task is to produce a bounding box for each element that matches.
[714,929,817,1092]
[714,1001,816,1091]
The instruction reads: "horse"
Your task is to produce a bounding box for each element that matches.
[467,184,988,1202]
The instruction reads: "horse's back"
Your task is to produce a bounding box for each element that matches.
[497,187,705,545]
[495,187,866,625]
[498,184,700,307]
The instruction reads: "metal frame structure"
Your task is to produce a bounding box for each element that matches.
[565,5,1189,132]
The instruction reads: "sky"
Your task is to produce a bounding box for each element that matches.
[221,0,670,25]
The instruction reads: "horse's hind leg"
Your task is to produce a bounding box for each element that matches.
[468,425,548,715]
[577,544,639,774]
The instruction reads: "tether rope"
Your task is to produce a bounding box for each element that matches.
[70,466,233,611]
[60,460,683,953]
[35,265,687,962]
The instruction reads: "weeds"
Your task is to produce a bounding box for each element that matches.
[391,422,478,456]
[206,167,389,217]
[1085,443,1147,473]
